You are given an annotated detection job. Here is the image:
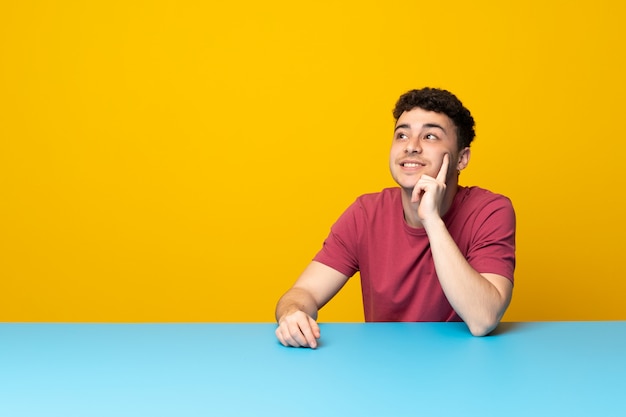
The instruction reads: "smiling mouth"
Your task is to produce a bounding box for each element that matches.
[401,162,424,168]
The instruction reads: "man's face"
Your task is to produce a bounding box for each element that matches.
[389,107,467,191]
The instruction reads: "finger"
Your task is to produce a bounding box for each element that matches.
[411,181,425,203]
[309,317,321,339]
[275,326,290,347]
[300,326,318,349]
[436,153,450,183]
[285,318,319,348]
[276,321,305,347]
[304,317,320,348]
[276,312,321,349]
[290,317,318,349]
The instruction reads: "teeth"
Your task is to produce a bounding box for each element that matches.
[403,163,420,167]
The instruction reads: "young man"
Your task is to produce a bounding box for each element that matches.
[275,87,516,348]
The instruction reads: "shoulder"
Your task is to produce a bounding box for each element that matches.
[447,186,515,228]
[456,186,513,211]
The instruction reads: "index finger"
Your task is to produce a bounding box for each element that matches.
[436,153,450,183]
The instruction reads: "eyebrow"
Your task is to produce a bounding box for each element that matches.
[394,123,410,132]
[394,123,447,133]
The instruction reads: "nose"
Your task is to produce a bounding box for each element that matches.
[405,137,421,154]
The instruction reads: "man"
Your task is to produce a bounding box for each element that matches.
[275,87,516,348]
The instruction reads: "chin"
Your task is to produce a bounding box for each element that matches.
[393,177,418,191]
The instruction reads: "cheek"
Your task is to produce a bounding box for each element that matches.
[389,146,401,169]
[389,148,400,172]
[390,142,404,156]
[388,146,397,163]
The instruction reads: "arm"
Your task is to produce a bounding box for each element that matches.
[422,218,512,336]
[275,261,349,348]
[413,154,512,336]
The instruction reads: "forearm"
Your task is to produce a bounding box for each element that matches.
[275,287,320,322]
[424,218,511,336]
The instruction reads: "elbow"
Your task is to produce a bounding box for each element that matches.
[468,325,493,337]
[464,291,511,337]
[466,315,501,337]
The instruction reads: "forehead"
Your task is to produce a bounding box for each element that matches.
[395,107,455,130]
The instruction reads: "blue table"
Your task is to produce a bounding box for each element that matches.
[1,322,625,416]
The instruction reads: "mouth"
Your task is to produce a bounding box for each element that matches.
[400,160,425,168]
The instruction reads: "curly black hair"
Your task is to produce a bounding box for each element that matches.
[392,88,476,150]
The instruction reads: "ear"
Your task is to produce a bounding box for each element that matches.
[457,147,470,171]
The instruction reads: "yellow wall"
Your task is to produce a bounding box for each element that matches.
[1,1,624,322]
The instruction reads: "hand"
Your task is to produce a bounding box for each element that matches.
[275,310,321,349]
[411,153,449,223]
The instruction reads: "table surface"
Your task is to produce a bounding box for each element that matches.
[1,322,625,417]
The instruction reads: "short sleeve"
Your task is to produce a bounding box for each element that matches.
[312,200,362,278]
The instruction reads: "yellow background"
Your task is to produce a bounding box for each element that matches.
[1,1,624,322]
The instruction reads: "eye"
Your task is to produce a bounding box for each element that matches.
[395,132,409,140]
[424,133,438,140]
